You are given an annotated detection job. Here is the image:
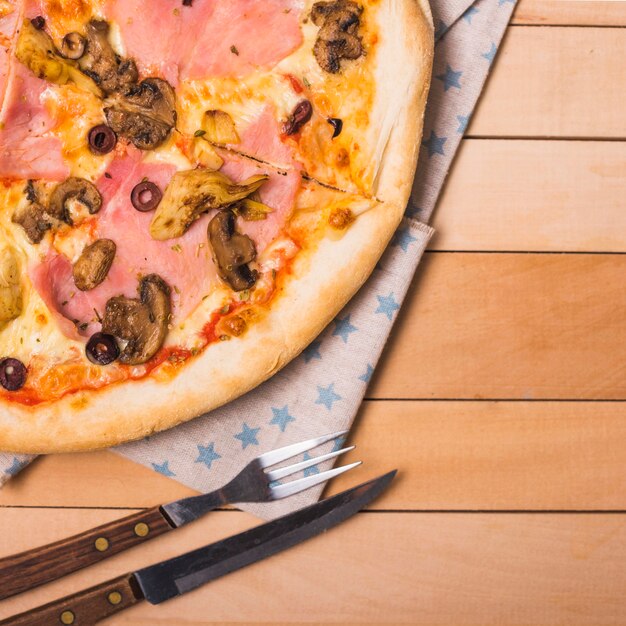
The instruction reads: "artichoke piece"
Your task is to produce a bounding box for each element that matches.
[149,170,268,241]
[0,247,22,330]
[236,198,273,221]
[15,19,102,96]
[192,137,224,171]
[202,110,240,145]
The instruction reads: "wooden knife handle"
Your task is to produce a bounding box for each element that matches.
[0,573,142,625]
[0,506,172,600]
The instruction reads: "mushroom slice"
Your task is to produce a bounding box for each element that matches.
[150,170,268,241]
[0,246,23,330]
[15,19,102,96]
[72,239,116,291]
[49,177,103,225]
[310,0,364,74]
[12,181,55,244]
[78,19,138,94]
[104,78,177,151]
[101,274,171,365]
[208,210,258,292]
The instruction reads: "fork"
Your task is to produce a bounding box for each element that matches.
[0,429,358,601]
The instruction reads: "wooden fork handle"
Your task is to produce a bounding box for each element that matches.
[0,506,172,601]
[0,573,142,625]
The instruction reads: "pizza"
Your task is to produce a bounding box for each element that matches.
[0,0,433,452]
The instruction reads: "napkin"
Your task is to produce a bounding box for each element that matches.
[0,0,517,520]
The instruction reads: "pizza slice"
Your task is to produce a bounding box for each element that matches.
[0,0,433,452]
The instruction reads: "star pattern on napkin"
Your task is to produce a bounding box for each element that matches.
[375,293,400,320]
[436,64,463,91]
[152,460,175,477]
[393,227,418,252]
[303,340,322,362]
[315,383,342,410]
[332,315,358,343]
[270,406,296,432]
[422,130,447,157]
[482,42,498,65]
[235,423,261,449]
[359,364,375,383]
[195,443,221,470]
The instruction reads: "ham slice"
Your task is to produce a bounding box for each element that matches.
[0,58,68,180]
[31,151,299,338]
[106,0,303,84]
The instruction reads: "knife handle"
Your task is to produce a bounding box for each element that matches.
[0,506,172,600]
[0,573,142,625]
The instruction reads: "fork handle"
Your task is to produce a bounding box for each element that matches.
[0,573,142,625]
[0,506,172,601]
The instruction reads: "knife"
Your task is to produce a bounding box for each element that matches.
[0,470,395,625]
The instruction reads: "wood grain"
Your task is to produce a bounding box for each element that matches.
[432,139,626,252]
[2,509,626,625]
[2,401,626,511]
[469,27,626,138]
[0,574,140,626]
[513,0,626,26]
[370,252,626,400]
[0,506,170,601]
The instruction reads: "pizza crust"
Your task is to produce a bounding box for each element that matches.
[0,0,433,453]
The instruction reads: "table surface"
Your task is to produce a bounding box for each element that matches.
[2,1,626,624]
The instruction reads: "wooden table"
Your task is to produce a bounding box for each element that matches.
[1,1,625,623]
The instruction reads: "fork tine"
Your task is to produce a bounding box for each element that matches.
[266,446,355,482]
[257,429,349,469]
[269,461,362,500]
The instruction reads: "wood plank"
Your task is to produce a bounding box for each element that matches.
[513,0,626,26]
[432,139,626,252]
[3,401,626,511]
[1,509,626,624]
[468,27,626,139]
[370,252,626,400]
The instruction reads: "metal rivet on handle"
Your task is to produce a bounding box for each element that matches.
[134,522,149,537]
[60,610,75,624]
[107,591,122,605]
[94,537,109,551]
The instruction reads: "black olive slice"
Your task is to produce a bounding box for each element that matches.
[283,100,313,135]
[328,117,343,138]
[30,16,45,30]
[61,32,86,60]
[0,358,27,391]
[131,181,163,212]
[88,124,117,155]
[86,332,120,365]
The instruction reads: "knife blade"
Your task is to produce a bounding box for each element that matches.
[0,471,395,626]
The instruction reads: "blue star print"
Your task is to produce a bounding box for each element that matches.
[393,227,417,252]
[315,383,342,410]
[375,293,400,321]
[303,451,320,477]
[5,457,26,476]
[303,340,322,363]
[456,115,470,134]
[462,6,479,23]
[482,43,497,65]
[435,64,462,91]
[359,364,374,383]
[270,405,295,432]
[332,315,358,343]
[332,436,347,452]
[152,461,175,477]
[195,443,221,470]
[235,423,260,449]
[499,0,515,5]
[434,20,447,40]
[422,131,447,157]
